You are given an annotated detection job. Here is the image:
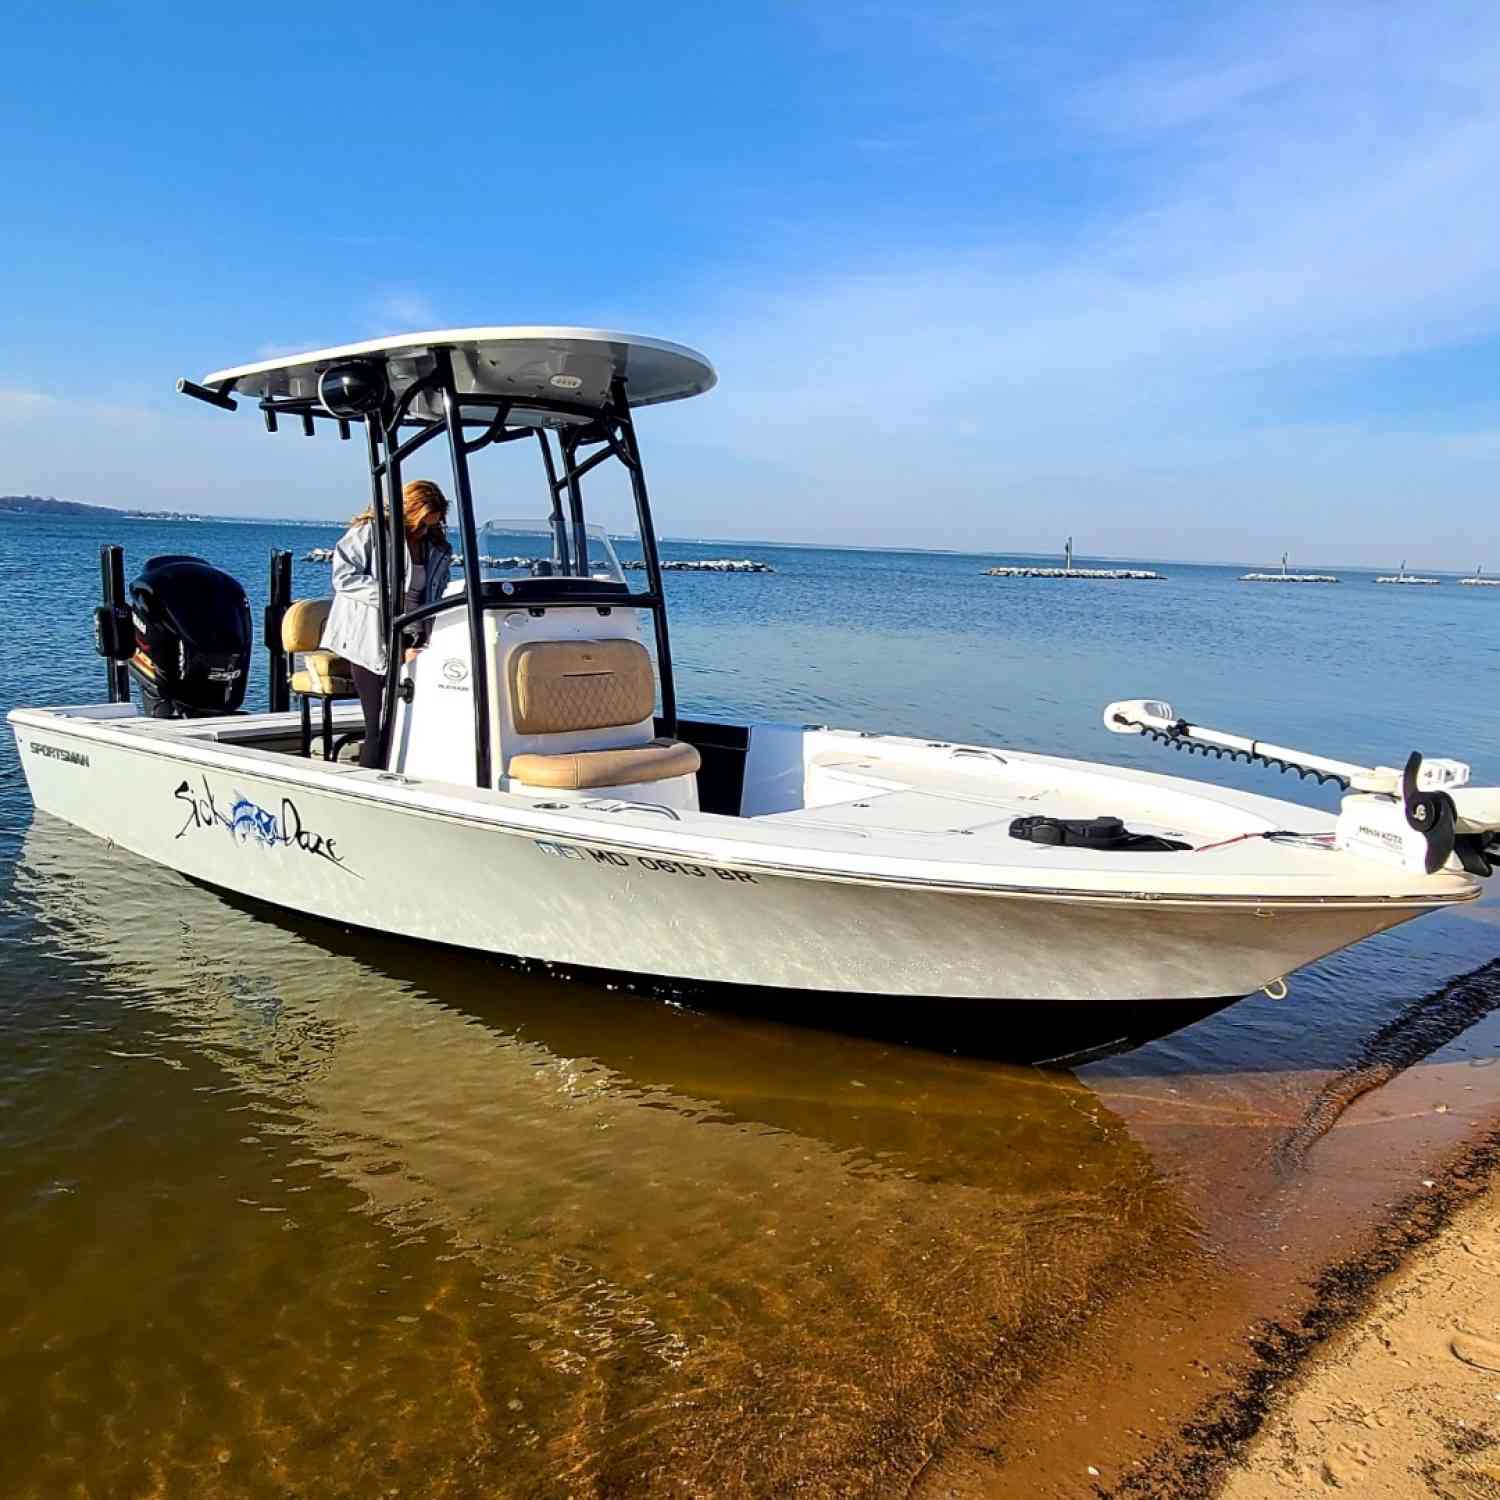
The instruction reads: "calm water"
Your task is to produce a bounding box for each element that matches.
[3,512,1499,1495]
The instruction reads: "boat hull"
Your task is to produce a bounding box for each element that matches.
[12,714,1438,1007]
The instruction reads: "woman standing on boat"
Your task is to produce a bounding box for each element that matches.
[321,479,453,768]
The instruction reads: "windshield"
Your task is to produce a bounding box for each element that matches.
[469,519,628,587]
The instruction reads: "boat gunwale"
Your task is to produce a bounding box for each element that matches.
[9,706,1480,913]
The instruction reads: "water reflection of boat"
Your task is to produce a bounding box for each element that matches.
[10,816,1199,1496]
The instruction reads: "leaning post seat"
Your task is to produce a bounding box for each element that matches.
[281,598,357,760]
[502,638,701,800]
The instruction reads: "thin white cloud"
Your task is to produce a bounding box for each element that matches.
[362,292,440,334]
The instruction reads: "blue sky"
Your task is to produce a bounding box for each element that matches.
[4,2,1500,565]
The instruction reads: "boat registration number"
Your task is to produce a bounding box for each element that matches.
[534,840,756,883]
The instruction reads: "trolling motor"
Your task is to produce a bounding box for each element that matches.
[1104,699,1500,877]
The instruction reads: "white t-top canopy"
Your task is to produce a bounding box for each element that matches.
[201,326,716,416]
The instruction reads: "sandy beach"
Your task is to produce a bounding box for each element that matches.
[1216,1165,1500,1498]
[1052,1128,1500,1500]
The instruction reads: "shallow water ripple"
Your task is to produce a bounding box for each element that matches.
[2,515,1499,1494]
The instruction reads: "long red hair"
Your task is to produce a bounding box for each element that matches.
[352,479,449,542]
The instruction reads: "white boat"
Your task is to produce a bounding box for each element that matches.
[12,327,1500,1044]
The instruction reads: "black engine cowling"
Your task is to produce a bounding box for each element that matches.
[128,555,252,718]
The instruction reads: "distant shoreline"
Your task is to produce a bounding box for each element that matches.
[0,494,210,523]
[0,500,1480,573]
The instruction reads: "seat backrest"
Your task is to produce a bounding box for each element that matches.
[508,638,655,735]
[282,598,332,654]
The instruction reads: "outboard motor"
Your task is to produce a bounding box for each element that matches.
[127,555,252,718]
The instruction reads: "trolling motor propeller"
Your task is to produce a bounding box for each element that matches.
[1403,752,1458,874]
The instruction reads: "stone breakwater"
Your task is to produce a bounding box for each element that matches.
[1376,574,1441,585]
[304,550,775,573]
[306,551,559,569]
[1240,572,1340,583]
[983,565,1164,580]
[622,558,774,573]
[1460,577,1500,587]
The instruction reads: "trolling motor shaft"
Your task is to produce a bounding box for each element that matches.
[1103,699,1500,877]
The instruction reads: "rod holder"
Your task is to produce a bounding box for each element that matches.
[265,549,293,713]
[95,545,132,703]
[176,377,238,412]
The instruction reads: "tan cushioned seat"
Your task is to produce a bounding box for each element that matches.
[509,638,655,735]
[508,738,701,790]
[282,597,333,653]
[291,650,356,698]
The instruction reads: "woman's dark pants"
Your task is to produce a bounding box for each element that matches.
[351,664,386,769]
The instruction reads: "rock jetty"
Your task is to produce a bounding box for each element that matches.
[308,550,541,570]
[1240,572,1339,583]
[1460,566,1498,586]
[306,550,776,574]
[1239,551,1337,582]
[1376,563,1440,585]
[622,558,774,573]
[986,536,1161,579]
[983,565,1164,580]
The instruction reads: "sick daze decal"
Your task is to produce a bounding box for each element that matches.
[174,777,355,875]
[534,839,756,883]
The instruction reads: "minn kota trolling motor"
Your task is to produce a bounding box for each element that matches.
[1104,699,1500,877]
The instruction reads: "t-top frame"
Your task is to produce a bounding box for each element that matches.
[180,347,677,790]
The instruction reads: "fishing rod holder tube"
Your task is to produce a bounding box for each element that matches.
[264,549,293,714]
[94,544,133,703]
[175,378,237,412]
[1103,698,1500,877]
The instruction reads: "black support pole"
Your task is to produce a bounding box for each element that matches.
[536,429,570,569]
[365,417,390,630]
[376,412,407,770]
[98,545,130,703]
[558,428,589,577]
[610,379,678,737]
[438,351,494,789]
[265,549,292,713]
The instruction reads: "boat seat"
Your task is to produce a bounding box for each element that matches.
[509,738,701,790]
[282,598,357,760]
[509,637,655,734]
[290,650,355,698]
[503,638,700,794]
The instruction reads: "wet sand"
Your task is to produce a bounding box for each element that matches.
[917,969,1500,1498]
